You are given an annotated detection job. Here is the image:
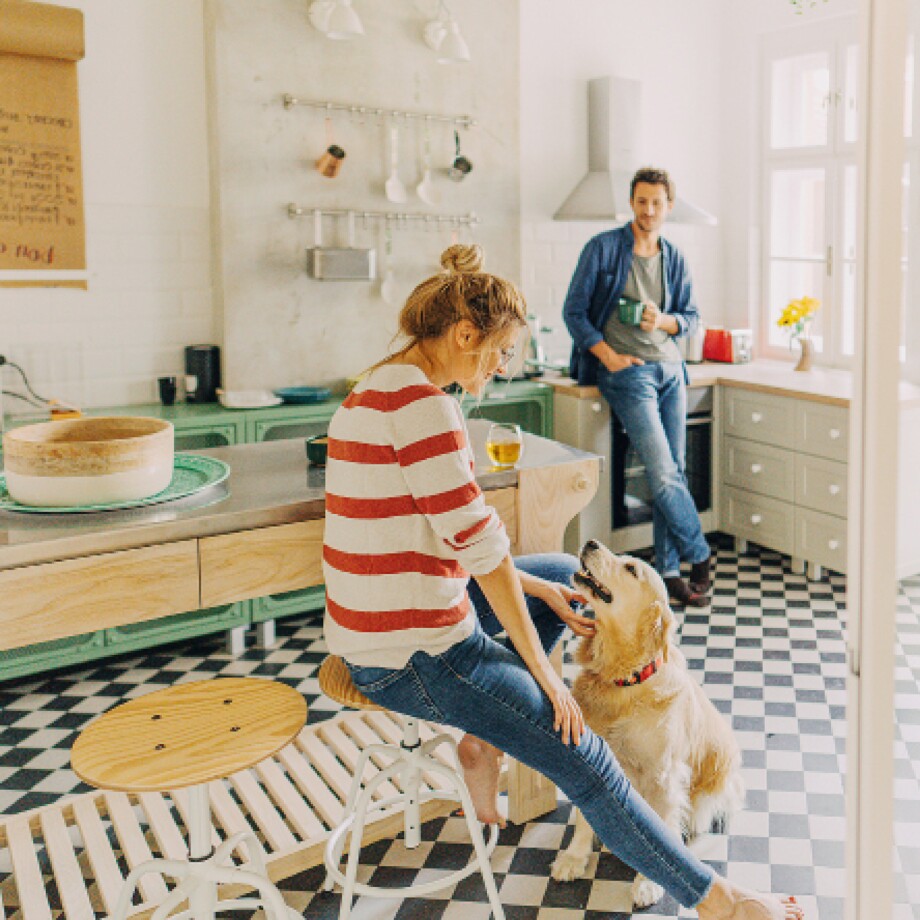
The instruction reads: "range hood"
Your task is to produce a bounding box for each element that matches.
[553,76,717,225]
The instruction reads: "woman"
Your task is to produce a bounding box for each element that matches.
[322,244,803,920]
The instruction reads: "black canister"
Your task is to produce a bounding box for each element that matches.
[184,345,221,403]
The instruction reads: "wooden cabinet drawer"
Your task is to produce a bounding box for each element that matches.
[0,542,200,652]
[795,506,847,573]
[200,520,325,608]
[795,454,848,517]
[723,389,795,448]
[722,486,795,554]
[723,436,795,502]
[796,402,848,462]
[200,486,518,609]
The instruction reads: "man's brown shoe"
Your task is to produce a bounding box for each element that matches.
[664,576,710,609]
[689,555,712,595]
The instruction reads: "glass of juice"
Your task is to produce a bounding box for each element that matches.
[485,422,523,469]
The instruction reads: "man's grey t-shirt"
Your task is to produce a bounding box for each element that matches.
[603,250,681,363]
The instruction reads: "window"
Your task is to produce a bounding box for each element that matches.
[762,20,859,366]
[763,19,918,372]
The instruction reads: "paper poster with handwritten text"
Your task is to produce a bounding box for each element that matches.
[0,1,85,287]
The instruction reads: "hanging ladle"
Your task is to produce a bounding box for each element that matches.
[384,123,407,204]
[416,118,441,206]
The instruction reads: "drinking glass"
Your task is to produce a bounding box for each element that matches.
[485,422,523,469]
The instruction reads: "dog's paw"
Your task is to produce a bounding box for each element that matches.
[550,851,590,882]
[632,875,664,908]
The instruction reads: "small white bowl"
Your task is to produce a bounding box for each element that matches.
[217,389,283,409]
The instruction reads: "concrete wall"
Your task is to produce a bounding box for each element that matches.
[0,0,214,411]
[206,0,520,392]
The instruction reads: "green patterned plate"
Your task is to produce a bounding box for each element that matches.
[0,454,230,514]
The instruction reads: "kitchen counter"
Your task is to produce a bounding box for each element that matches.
[541,359,920,408]
[0,419,590,572]
[0,420,600,826]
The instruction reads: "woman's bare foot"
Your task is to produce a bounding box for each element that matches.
[457,733,505,826]
[697,877,804,920]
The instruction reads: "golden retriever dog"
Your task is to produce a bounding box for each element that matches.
[550,540,744,908]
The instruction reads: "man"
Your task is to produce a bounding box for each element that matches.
[563,166,711,607]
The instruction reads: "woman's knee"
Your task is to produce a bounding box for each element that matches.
[515,552,580,583]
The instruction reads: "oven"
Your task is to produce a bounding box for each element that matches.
[610,386,713,529]
[553,383,715,556]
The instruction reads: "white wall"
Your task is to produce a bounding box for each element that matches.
[519,0,728,365]
[0,0,214,412]
[207,0,520,393]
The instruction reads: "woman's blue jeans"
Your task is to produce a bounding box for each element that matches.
[344,553,715,908]
[596,361,710,577]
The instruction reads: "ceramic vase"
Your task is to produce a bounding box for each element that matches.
[793,336,814,372]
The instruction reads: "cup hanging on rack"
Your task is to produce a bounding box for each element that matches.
[447,130,472,181]
[316,114,346,178]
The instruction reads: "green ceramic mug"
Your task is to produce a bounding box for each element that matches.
[617,297,645,326]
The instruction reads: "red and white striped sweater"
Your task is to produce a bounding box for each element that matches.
[322,363,510,667]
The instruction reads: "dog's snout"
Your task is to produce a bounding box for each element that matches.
[580,540,600,566]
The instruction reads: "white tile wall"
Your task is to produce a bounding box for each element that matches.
[0,203,215,413]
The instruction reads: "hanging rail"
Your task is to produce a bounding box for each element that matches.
[281,94,476,129]
[287,205,479,227]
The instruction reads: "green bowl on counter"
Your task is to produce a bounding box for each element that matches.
[305,434,329,467]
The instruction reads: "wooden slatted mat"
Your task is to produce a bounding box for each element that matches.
[0,710,507,920]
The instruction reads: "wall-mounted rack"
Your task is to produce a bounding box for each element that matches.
[287,205,479,227]
[281,94,476,129]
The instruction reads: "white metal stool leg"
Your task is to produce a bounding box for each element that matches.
[108,781,300,920]
[324,716,505,920]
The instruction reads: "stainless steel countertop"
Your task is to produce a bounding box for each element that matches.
[0,420,597,571]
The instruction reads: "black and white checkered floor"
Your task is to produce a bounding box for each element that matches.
[2,535,919,920]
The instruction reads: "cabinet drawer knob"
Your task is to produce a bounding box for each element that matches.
[828,539,840,551]
[829,428,842,440]
[591,402,603,413]
[573,474,591,492]
[751,463,762,474]
[828,484,841,496]
[750,513,762,525]
[751,412,763,423]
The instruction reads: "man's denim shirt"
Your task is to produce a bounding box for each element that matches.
[562,222,701,386]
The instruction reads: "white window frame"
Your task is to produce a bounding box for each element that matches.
[761,17,859,369]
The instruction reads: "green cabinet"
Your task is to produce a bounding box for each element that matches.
[0,380,553,679]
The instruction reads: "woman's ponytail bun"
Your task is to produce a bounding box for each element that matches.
[440,243,483,275]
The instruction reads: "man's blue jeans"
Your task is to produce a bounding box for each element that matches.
[345,553,715,908]
[596,361,710,577]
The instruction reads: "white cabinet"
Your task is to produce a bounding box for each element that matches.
[719,388,848,577]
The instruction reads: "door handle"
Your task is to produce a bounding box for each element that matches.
[750,513,762,525]
[829,428,842,440]
[829,484,841,496]
[828,539,840,550]
[751,412,763,423]
[750,463,762,474]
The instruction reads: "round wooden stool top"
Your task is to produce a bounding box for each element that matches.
[71,678,307,793]
[318,656,384,711]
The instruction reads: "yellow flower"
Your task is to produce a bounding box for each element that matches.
[777,296,821,331]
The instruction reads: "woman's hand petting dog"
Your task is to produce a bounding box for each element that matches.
[532,581,596,637]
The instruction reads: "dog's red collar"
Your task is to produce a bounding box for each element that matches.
[613,655,664,687]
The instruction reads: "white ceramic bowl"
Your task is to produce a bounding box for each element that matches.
[2,417,175,507]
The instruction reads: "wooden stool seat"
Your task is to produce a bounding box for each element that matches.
[318,655,385,711]
[72,677,306,792]
[70,678,307,920]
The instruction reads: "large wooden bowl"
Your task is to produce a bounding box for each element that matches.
[2,417,175,507]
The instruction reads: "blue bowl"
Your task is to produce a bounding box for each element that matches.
[274,386,331,405]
